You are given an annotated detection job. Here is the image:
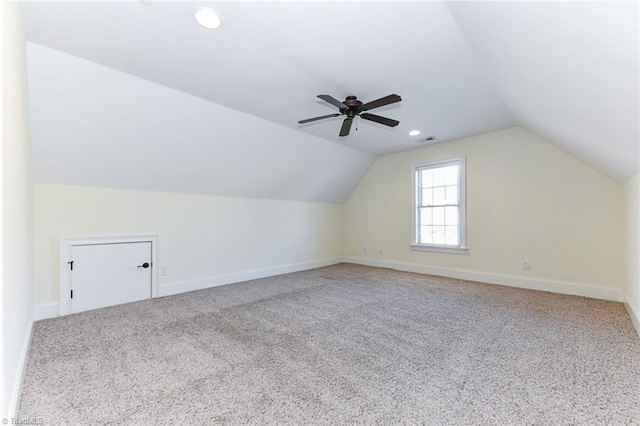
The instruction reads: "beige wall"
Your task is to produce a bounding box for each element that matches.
[2,1,34,416]
[343,127,625,289]
[625,173,639,327]
[34,184,342,304]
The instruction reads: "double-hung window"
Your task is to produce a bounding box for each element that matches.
[412,157,467,254]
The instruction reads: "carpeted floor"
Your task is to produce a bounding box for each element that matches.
[20,263,640,425]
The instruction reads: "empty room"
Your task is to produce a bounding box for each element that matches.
[2,0,639,424]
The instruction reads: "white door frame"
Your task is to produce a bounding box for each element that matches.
[59,234,160,316]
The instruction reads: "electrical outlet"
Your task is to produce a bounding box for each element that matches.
[363,247,368,254]
[522,261,531,270]
[295,251,300,259]
[379,249,384,256]
[161,267,168,276]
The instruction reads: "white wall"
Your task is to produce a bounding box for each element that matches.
[625,172,640,334]
[35,184,342,306]
[344,127,625,298]
[1,1,34,417]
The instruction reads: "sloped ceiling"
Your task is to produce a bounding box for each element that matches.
[26,43,374,203]
[447,1,639,182]
[22,1,516,155]
[21,1,639,204]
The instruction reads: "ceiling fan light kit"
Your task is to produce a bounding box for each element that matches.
[299,94,402,137]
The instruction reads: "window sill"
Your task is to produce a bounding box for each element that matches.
[410,244,468,255]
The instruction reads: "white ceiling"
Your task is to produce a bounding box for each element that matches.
[21,0,516,156]
[20,0,639,201]
[447,1,639,182]
[26,43,375,203]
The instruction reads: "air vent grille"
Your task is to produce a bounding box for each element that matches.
[417,136,439,144]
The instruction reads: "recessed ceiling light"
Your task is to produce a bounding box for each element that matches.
[409,130,421,136]
[195,8,222,30]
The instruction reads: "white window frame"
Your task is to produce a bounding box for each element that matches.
[411,156,468,254]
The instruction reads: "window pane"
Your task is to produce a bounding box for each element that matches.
[432,231,445,245]
[420,226,433,244]
[421,189,433,206]
[444,206,458,226]
[432,168,445,187]
[445,226,459,245]
[443,165,459,186]
[420,208,433,226]
[432,207,445,225]
[421,169,433,188]
[445,186,459,205]
[433,187,446,205]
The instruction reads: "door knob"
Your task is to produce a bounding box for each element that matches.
[137,262,150,269]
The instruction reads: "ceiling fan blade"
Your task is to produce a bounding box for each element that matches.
[318,94,348,110]
[298,113,341,124]
[360,94,402,112]
[360,113,400,127]
[339,117,353,137]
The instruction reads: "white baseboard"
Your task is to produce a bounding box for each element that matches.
[343,256,624,302]
[34,302,59,321]
[159,257,343,297]
[625,298,640,337]
[35,258,343,316]
[35,256,625,319]
[8,320,33,418]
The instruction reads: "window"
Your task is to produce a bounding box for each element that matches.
[412,157,467,254]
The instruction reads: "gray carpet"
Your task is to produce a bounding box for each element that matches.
[19,263,640,425]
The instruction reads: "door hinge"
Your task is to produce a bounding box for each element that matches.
[70,290,73,299]
[68,260,74,271]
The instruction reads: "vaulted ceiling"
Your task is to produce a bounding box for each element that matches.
[21,1,638,202]
[447,1,638,182]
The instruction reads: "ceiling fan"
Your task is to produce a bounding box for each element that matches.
[298,94,402,137]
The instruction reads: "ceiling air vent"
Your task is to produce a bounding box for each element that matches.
[417,136,439,144]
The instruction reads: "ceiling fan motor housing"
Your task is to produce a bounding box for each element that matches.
[343,96,363,117]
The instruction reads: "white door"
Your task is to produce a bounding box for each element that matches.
[70,242,152,314]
